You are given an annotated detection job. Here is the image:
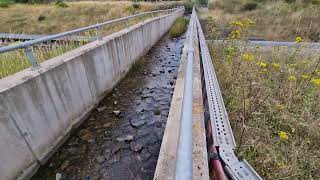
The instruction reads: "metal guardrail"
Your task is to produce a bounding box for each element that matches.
[195,10,263,180]
[0,7,184,68]
[174,7,196,180]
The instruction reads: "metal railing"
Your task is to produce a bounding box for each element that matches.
[0,7,184,68]
[196,9,262,180]
[174,7,196,180]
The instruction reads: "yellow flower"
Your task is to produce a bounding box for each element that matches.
[230,21,244,28]
[272,63,281,70]
[259,62,268,68]
[288,76,296,81]
[229,29,241,39]
[295,36,303,43]
[277,162,286,168]
[241,53,254,62]
[301,74,309,80]
[278,131,289,140]
[275,103,286,110]
[311,78,320,86]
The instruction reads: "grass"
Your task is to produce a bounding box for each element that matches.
[202,0,320,41]
[0,42,78,78]
[0,1,175,34]
[169,17,189,38]
[0,1,183,79]
[0,0,11,8]
[208,34,320,178]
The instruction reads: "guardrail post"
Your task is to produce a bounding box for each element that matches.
[125,19,129,28]
[95,26,102,40]
[24,46,39,69]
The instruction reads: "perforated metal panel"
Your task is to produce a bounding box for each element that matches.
[225,159,263,180]
[197,18,236,148]
[196,16,262,180]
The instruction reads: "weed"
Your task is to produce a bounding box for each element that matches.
[55,0,68,8]
[132,3,141,9]
[38,14,46,21]
[202,0,320,41]
[169,17,189,38]
[241,2,258,11]
[0,0,11,8]
[208,20,320,178]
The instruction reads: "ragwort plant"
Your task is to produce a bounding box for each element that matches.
[209,20,320,179]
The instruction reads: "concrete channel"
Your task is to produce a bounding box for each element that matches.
[32,34,185,180]
[0,8,183,180]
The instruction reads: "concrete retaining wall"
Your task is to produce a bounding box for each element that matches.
[0,9,183,180]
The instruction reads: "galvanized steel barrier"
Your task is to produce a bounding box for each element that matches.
[174,8,196,180]
[195,10,262,180]
[173,7,263,180]
[0,7,184,68]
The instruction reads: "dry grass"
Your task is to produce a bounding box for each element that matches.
[209,39,320,179]
[0,1,181,79]
[0,1,175,34]
[201,0,320,41]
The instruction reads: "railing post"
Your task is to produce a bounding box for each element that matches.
[24,46,39,69]
[95,26,102,40]
[125,19,129,28]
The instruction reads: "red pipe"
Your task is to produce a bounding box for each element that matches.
[207,120,227,180]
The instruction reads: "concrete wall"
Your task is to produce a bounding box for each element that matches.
[0,9,183,180]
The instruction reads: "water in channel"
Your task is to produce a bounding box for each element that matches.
[32,33,185,180]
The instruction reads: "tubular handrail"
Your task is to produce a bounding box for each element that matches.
[174,7,196,180]
[0,7,183,54]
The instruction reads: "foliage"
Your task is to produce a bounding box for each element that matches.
[183,1,194,14]
[38,14,46,21]
[132,3,141,9]
[204,0,320,41]
[169,17,189,38]
[55,0,68,8]
[0,1,166,79]
[0,0,11,8]
[208,20,320,179]
[241,2,258,11]
[285,0,296,3]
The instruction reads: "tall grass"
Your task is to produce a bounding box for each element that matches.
[203,0,320,42]
[208,20,320,178]
[0,1,175,34]
[0,1,180,79]
[0,42,78,79]
[169,17,189,38]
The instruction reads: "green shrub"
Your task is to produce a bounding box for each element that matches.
[311,0,320,4]
[169,17,189,38]
[183,1,194,14]
[56,0,68,8]
[132,3,140,9]
[38,15,46,21]
[285,0,296,3]
[0,0,11,8]
[241,2,258,11]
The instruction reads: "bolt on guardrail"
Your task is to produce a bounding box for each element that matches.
[0,7,184,69]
